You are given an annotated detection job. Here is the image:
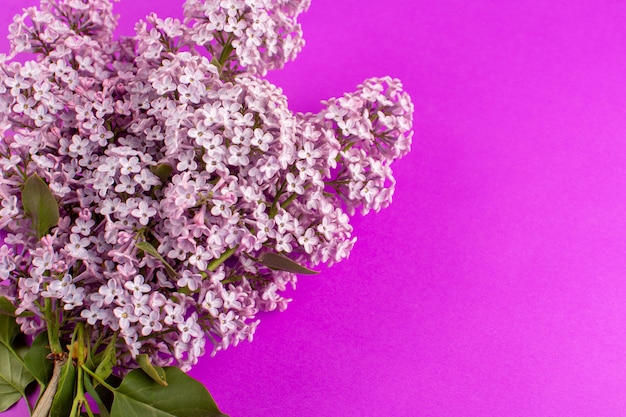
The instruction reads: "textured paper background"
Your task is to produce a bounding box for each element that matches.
[3,1,626,416]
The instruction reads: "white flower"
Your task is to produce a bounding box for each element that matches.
[297,142,322,166]
[114,175,136,194]
[114,304,139,331]
[298,228,319,254]
[202,291,223,317]
[134,169,160,191]
[217,311,237,333]
[227,145,250,166]
[124,274,152,294]
[187,248,211,273]
[65,234,90,259]
[139,310,163,336]
[131,200,157,226]
[0,195,18,218]
[178,314,202,343]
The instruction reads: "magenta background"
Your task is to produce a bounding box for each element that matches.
[4,0,626,416]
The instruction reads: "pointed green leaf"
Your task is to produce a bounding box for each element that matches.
[0,308,34,411]
[0,297,16,316]
[95,374,122,413]
[150,164,173,184]
[83,372,111,417]
[12,334,29,359]
[110,367,228,417]
[259,252,319,275]
[0,384,22,412]
[0,311,19,347]
[49,361,77,417]
[137,354,167,386]
[21,174,60,239]
[95,335,117,382]
[135,241,177,279]
[24,332,53,386]
[0,341,33,411]
[0,298,34,319]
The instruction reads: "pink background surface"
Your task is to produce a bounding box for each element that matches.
[4,0,626,416]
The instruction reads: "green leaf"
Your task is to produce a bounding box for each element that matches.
[95,335,117,382]
[110,367,228,417]
[135,241,177,279]
[83,372,110,417]
[21,174,60,239]
[94,374,121,414]
[0,310,33,412]
[150,164,173,184]
[0,297,34,319]
[0,311,19,347]
[49,361,77,417]
[136,355,167,386]
[12,334,29,359]
[24,332,53,387]
[0,390,22,413]
[259,252,319,275]
[0,297,16,316]
[0,341,33,412]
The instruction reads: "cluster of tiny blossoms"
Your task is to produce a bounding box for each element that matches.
[0,0,413,371]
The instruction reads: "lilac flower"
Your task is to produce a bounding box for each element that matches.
[65,234,91,259]
[131,200,157,226]
[139,310,163,336]
[99,279,122,305]
[177,269,203,291]
[124,275,152,295]
[134,169,160,191]
[178,314,202,343]
[71,218,95,237]
[201,290,223,317]
[164,303,184,326]
[297,228,319,254]
[217,311,237,333]
[81,303,108,326]
[0,0,413,373]
[114,304,139,331]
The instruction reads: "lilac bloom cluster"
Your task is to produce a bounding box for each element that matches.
[0,0,413,372]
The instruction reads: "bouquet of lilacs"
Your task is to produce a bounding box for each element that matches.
[0,0,413,415]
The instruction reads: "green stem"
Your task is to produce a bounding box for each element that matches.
[69,367,82,417]
[81,365,117,393]
[218,35,234,67]
[44,298,63,355]
[70,365,96,417]
[280,192,299,209]
[66,323,95,417]
[83,372,110,417]
[207,246,238,271]
[281,182,312,210]
[269,180,287,218]
[335,141,356,162]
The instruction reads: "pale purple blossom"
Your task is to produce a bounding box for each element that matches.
[131,200,157,225]
[0,0,413,373]
[202,290,223,317]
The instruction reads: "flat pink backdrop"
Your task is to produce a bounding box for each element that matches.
[3,0,626,416]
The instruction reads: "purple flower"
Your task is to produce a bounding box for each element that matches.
[0,0,413,372]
